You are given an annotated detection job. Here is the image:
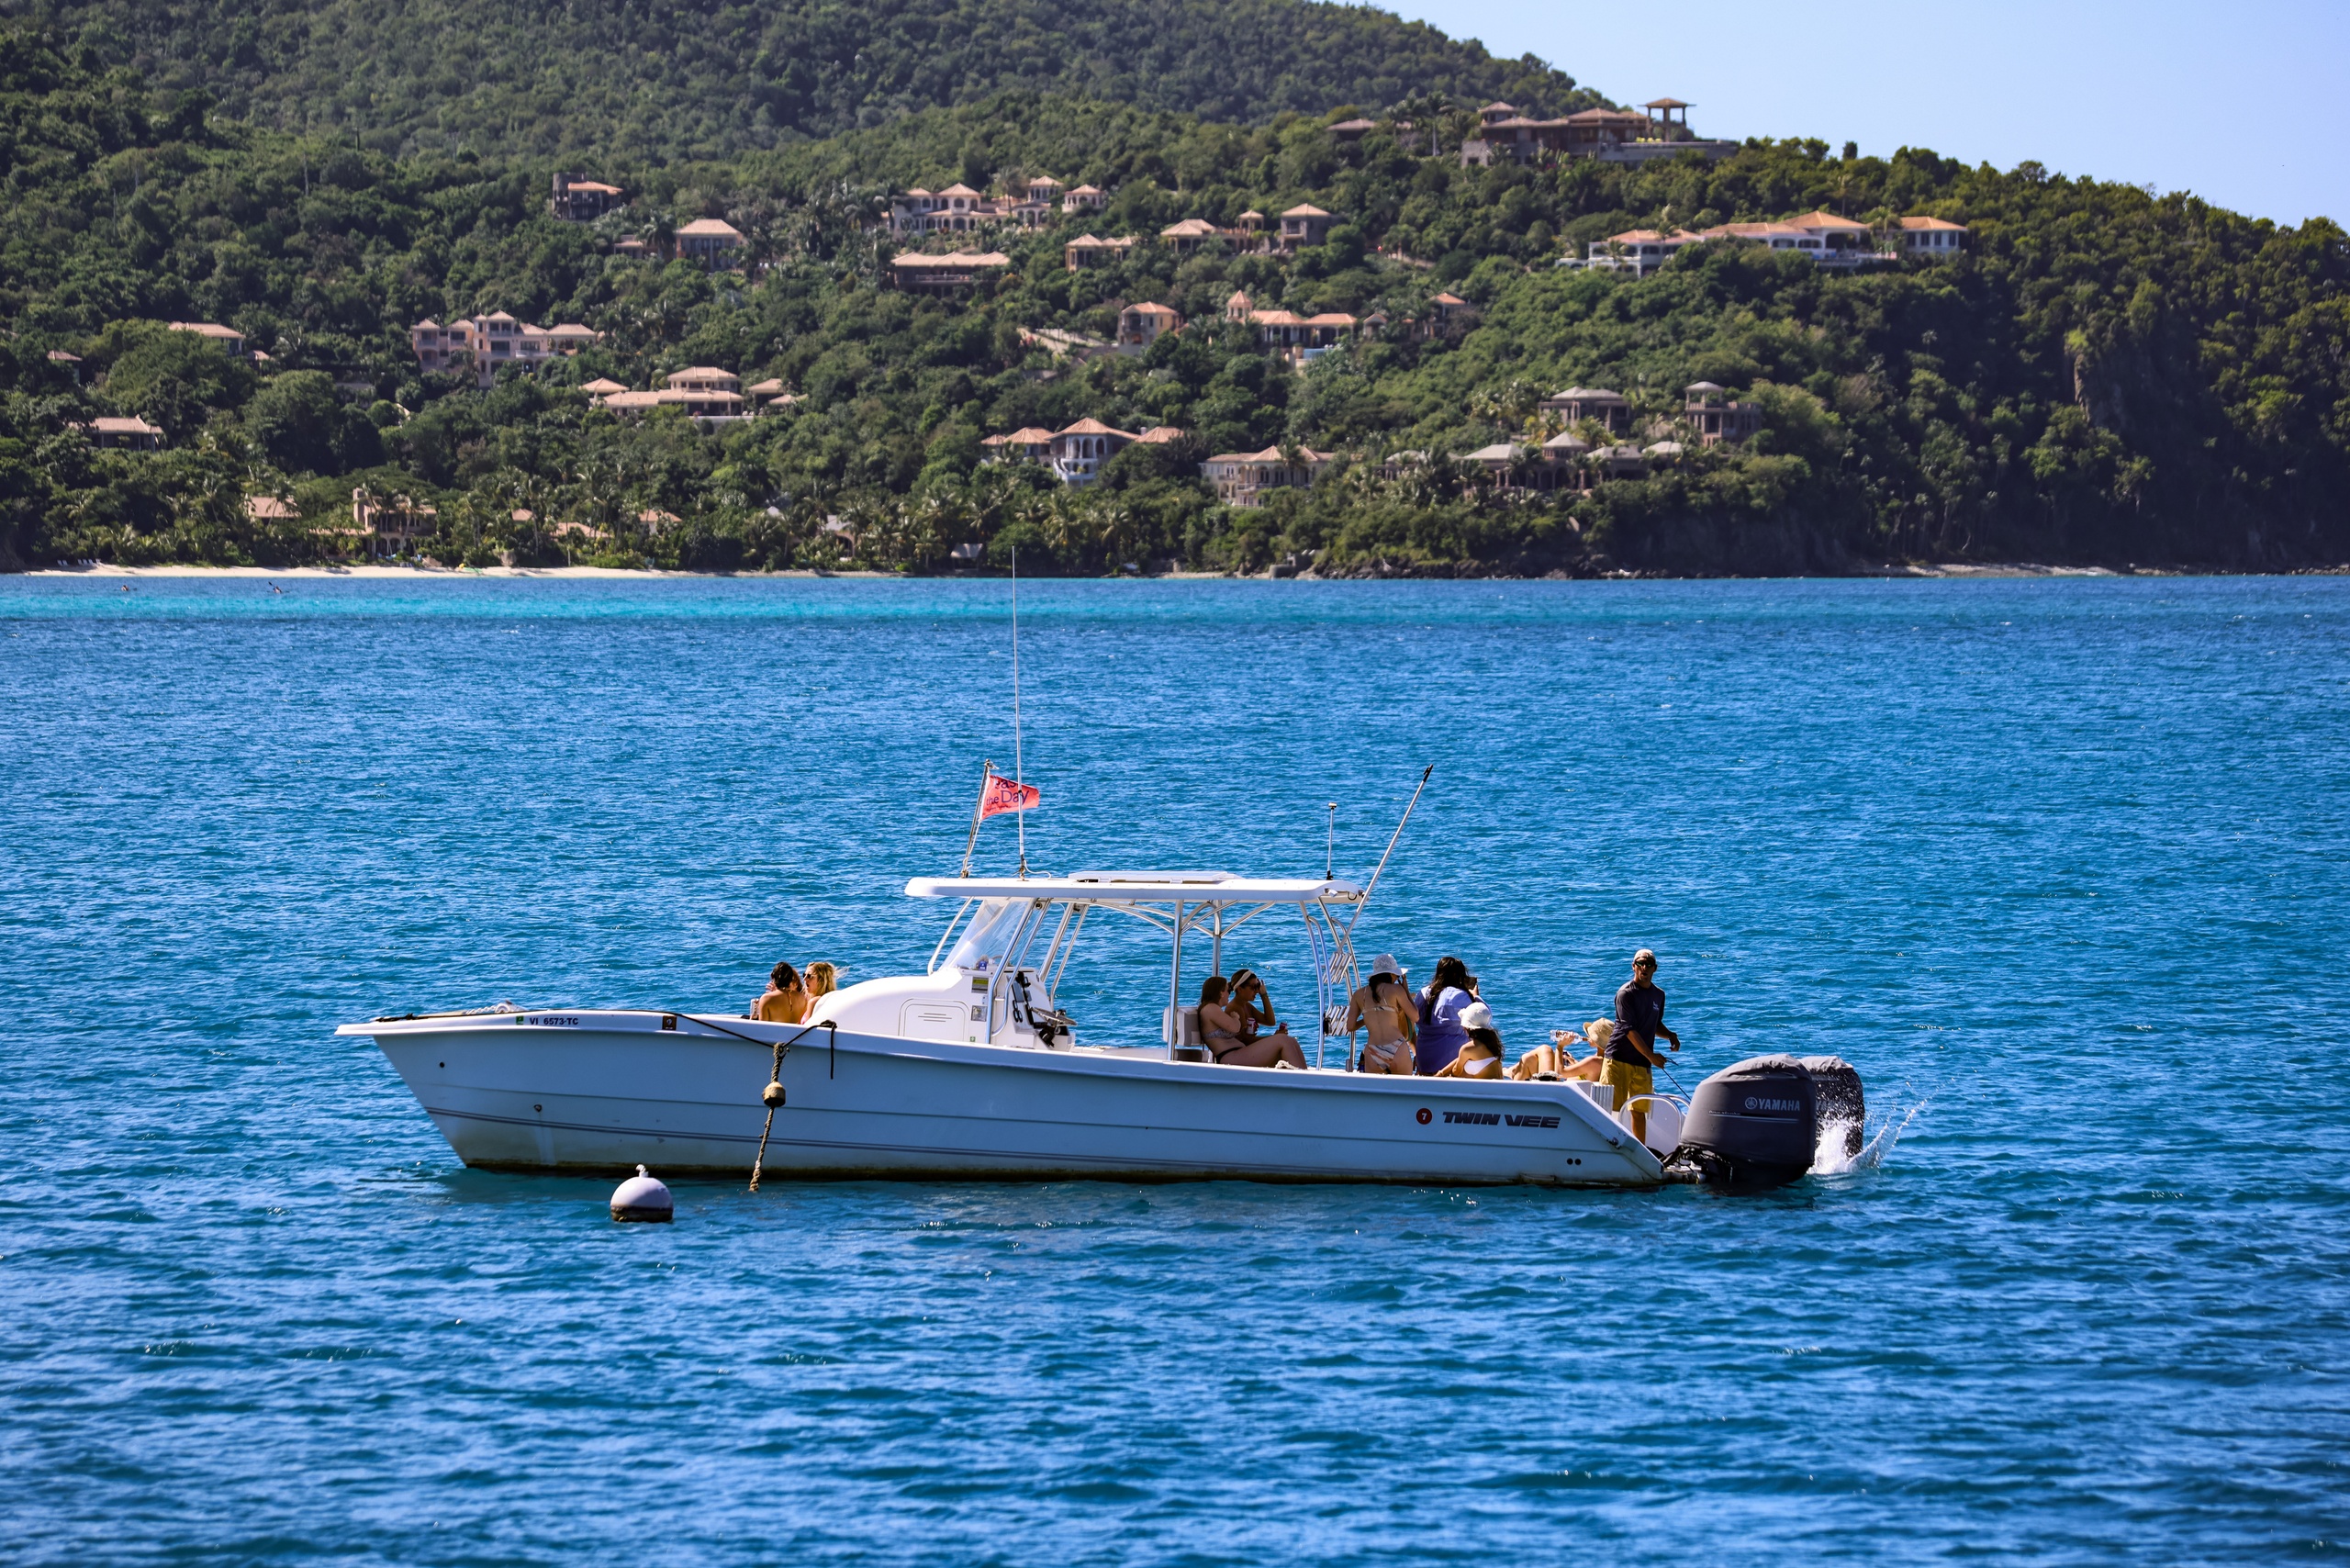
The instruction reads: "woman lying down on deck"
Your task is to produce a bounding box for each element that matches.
[1509,1019,1614,1081]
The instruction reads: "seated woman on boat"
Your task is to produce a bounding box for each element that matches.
[1432,1002,1505,1079]
[1345,954,1417,1074]
[750,961,808,1024]
[1509,1019,1614,1081]
[803,961,840,1013]
[1198,975,1309,1070]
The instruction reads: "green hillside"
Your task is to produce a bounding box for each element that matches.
[9,0,1589,159]
[2,24,2344,575]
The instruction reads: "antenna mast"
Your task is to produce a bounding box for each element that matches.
[1011,546,1028,878]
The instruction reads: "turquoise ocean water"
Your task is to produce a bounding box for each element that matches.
[3,573,2345,1564]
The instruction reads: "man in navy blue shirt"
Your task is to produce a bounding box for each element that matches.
[1606,949,1681,1145]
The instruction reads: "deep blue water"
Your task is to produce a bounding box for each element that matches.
[3,572,2346,1565]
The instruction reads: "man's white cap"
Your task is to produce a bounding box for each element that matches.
[1459,1001,1495,1032]
[1368,953,1403,979]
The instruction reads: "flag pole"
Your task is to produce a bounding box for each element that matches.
[959,758,995,878]
[1011,545,1028,879]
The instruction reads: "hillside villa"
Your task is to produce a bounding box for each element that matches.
[1581,211,1970,274]
[76,415,164,449]
[894,177,1113,236]
[588,367,797,423]
[1201,445,1335,507]
[1895,216,1969,256]
[1117,301,1182,346]
[980,420,1185,485]
[1225,290,1358,362]
[409,313,603,386]
[675,218,746,267]
[551,173,625,221]
[891,251,1013,293]
[1065,234,1140,270]
[1460,97,1740,169]
[170,321,250,357]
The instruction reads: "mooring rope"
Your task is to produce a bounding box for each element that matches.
[747,1018,836,1193]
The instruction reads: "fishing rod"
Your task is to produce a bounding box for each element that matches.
[1344,764,1432,941]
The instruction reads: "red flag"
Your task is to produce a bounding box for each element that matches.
[978,772,1040,819]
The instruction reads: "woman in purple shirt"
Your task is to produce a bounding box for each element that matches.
[1414,955,1476,1075]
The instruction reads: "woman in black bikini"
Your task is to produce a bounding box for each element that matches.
[1197,974,1310,1069]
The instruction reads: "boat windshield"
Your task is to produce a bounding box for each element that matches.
[941,899,1028,973]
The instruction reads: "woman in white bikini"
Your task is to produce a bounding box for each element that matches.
[1344,954,1418,1074]
[1432,1002,1506,1078]
[1198,974,1310,1069]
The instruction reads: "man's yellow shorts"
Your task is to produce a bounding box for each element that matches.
[1599,1058,1653,1110]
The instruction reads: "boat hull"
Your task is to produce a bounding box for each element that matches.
[341,1011,1665,1188]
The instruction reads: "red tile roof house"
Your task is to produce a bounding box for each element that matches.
[1457,441,1577,493]
[169,321,246,356]
[1464,100,1736,169]
[1583,210,1895,274]
[551,174,626,222]
[1416,291,1478,339]
[350,487,438,556]
[890,251,1012,294]
[1063,234,1138,271]
[1895,216,1969,257]
[77,416,164,450]
[599,367,749,423]
[1578,228,1704,275]
[675,218,745,267]
[1049,419,1142,486]
[1539,386,1631,435]
[1684,382,1762,445]
[1158,218,1230,256]
[892,184,1001,235]
[1062,184,1110,213]
[1117,301,1182,347]
[1200,445,1333,508]
[1231,300,1359,364]
[409,315,602,387]
[1277,205,1333,251]
[979,428,1058,465]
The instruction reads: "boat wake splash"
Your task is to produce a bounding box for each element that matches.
[1812,1093,1926,1176]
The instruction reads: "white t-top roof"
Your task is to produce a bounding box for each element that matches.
[906,870,1364,902]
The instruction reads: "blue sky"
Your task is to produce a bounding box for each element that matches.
[1382,0,2345,226]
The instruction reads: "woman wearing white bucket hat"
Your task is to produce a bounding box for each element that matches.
[1343,953,1417,1074]
[1432,1001,1505,1078]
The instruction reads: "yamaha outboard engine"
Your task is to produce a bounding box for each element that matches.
[1664,1054,1862,1186]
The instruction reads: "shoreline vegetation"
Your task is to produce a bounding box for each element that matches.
[33,561,2345,582]
[4,15,2346,579]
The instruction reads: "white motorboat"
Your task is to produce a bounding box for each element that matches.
[339,869,1673,1188]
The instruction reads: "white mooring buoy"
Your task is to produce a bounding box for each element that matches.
[610,1165,673,1223]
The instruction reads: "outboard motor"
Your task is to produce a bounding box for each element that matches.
[1664,1054,1857,1187]
[1801,1055,1866,1161]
